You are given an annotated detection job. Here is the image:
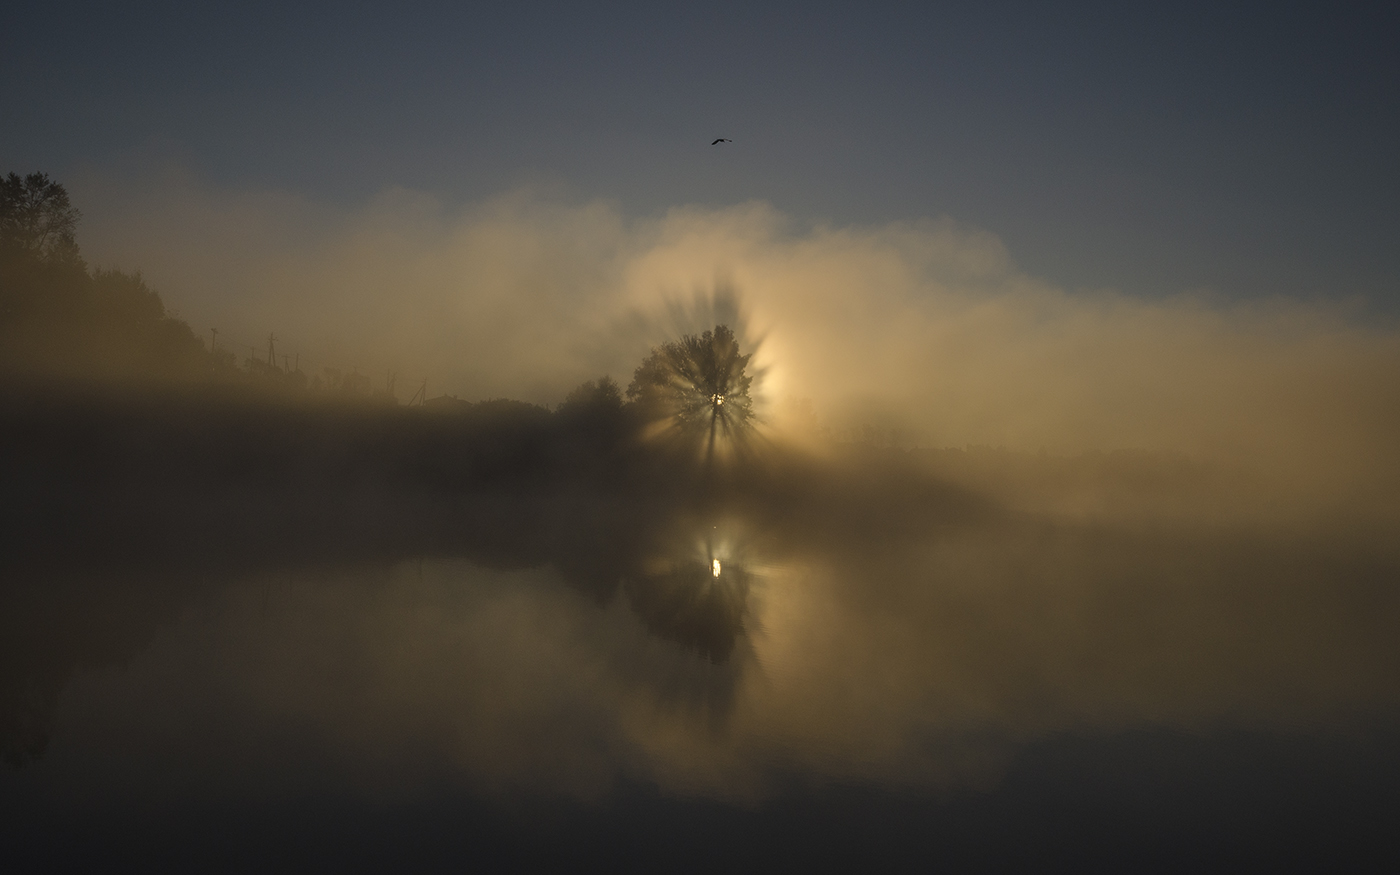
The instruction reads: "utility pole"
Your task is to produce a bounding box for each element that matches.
[210,327,218,352]
[267,333,277,369]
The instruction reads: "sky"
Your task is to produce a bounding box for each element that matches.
[4,0,1399,303]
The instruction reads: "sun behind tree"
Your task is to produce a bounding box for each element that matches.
[626,325,755,458]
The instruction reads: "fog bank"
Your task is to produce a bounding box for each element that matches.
[71,170,1400,517]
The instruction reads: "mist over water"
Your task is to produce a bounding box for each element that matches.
[7,398,1399,803]
[73,171,1400,501]
[5,170,1400,869]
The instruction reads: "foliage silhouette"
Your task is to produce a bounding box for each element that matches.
[0,172,227,384]
[626,325,755,457]
[0,172,82,265]
[561,375,623,413]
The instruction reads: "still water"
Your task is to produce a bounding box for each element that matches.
[5,478,1399,872]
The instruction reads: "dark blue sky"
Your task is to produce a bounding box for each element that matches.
[5,1,1398,303]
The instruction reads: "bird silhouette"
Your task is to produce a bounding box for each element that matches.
[711,138,732,145]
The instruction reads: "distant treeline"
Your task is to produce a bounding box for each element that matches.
[0,172,389,392]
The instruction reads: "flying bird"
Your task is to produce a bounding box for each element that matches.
[711,138,732,145]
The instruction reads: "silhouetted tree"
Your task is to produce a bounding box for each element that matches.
[0,172,82,265]
[560,376,623,414]
[0,172,221,383]
[626,325,754,451]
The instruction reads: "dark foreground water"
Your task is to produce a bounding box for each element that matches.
[5,496,1399,873]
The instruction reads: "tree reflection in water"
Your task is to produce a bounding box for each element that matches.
[624,525,753,664]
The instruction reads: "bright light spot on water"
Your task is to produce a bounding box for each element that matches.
[712,558,722,578]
